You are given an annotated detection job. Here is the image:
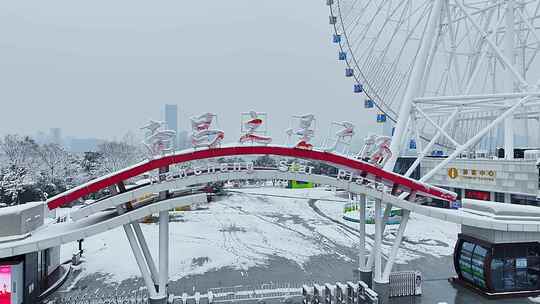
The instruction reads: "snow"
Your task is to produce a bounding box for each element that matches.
[61,187,459,283]
[0,201,43,216]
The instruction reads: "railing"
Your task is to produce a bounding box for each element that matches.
[51,289,149,304]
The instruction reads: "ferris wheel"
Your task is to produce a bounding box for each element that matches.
[327,0,540,170]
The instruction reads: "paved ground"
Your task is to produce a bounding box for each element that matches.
[47,192,538,304]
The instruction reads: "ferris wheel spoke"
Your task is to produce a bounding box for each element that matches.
[329,0,540,153]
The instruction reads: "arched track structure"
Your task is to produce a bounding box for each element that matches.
[46,145,456,210]
[3,145,540,302]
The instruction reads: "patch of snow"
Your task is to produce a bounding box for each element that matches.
[60,187,459,283]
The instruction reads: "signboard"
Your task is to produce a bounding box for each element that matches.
[0,265,10,304]
[447,167,496,184]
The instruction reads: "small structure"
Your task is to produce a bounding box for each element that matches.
[0,202,62,304]
[452,199,540,297]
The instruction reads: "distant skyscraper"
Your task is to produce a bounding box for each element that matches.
[164,104,178,149]
[50,128,62,146]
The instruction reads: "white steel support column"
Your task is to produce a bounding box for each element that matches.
[366,203,392,269]
[132,223,159,286]
[405,108,460,177]
[382,209,411,281]
[504,0,516,159]
[358,194,368,270]
[373,198,384,282]
[158,210,169,297]
[123,224,158,299]
[385,0,444,171]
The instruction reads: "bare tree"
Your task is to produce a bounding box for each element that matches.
[0,135,39,205]
[36,143,70,183]
[97,141,144,174]
[0,134,39,169]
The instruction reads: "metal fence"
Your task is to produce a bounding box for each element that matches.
[52,283,302,304]
[52,273,421,304]
[302,281,378,304]
[389,271,422,298]
[51,289,150,304]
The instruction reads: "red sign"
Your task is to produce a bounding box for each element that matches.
[0,265,11,304]
[465,189,490,201]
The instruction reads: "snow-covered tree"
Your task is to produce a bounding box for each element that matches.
[36,143,69,183]
[97,141,144,174]
[0,135,40,205]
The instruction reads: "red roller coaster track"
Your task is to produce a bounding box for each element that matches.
[47,145,456,209]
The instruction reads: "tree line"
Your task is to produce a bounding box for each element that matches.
[0,134,145,207]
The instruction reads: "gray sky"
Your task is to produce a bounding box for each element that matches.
[0,0,379,144]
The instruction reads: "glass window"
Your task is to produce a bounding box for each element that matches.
[491,259,504,291]
[458,241,489,289]
[459,242,475,282]
[494,192,505,203]
[490,245,540,292]
[472,245,488,288]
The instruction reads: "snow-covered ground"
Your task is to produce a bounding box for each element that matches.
[60,187,459,284]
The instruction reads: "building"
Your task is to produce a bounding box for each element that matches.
[0,202,66,304]
[164,104,178,150]
[66,137,103,153]
[178,130,188,150]
[452,199,540,298]
[49,128,62,146]
[420,156,540,206]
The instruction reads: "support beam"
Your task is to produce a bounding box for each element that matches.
[357,193,372,286]
[422,95,533,182]
[504,0,516,160]
[405,109,460,177]
[158,211,169,297]
[123,224,158,298]
[414,105,461,147]
[385,0,444,171]
[454,0,528,88]
[382,209,411,280]
[366,203,392,269]
[373,198,384,282]
[132,223,159,286]
[358,194,367,270]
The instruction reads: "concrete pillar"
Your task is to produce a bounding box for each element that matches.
[158,210,169,297]
[504,193,512,204]
[132,223,159,287]
[373,199,383,283]
[148,297,167,304]
[123,224,158,299]
[360,270,373,288]
[372,280,390,304]
[358,194,373,287]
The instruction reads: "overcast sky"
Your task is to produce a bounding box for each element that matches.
[0,0,379,144]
